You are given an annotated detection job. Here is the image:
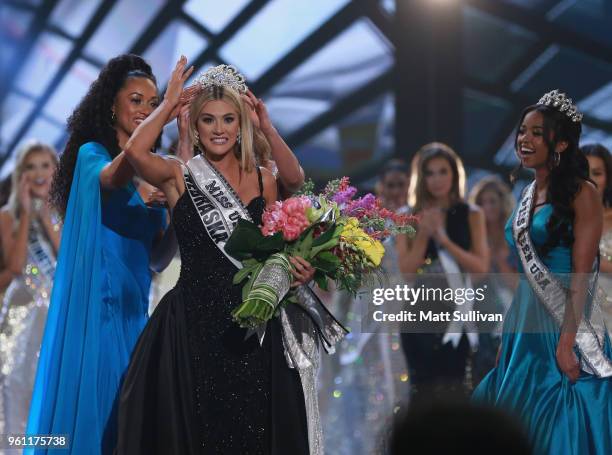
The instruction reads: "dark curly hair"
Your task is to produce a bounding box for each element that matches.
[51,54,158,215]
[581,143,612,208]
[512,104,591,258]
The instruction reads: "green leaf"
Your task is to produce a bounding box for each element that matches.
[232,259,260,284]
[316,251,341,264]
[295,230,314,259]
[225,219,284,260]
[311,256,340,274]
[312,223,337,247]
[241,262,264,301]
[310,224,342,257]
[314,271,329,291]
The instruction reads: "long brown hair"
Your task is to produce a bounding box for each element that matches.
[407,142,466,212]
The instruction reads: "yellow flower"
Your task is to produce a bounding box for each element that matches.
[341,219,385,266]
[359,238,385,266]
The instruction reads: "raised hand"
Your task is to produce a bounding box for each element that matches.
[177,103,191,141]
[179,84,200,105]
[165,55,194,119]
[419,208,441,237]
[18,173,32,214]
[242,90,274,134]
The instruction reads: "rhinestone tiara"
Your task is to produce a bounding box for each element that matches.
[537,89,583,123]
[191,64,247,94]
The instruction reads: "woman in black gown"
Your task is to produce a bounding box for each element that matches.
[396,143,489,399]
[115,58,315,454]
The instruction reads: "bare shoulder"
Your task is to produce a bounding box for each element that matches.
[467,203,484,222]
[574,180,600,208]
[467,202,483,215]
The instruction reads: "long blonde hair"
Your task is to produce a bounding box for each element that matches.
[188,85,261,172]
[7,140,58,219]
[468,176,515,225]
[407,142,466,212]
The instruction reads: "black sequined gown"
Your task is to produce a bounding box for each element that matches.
[116,171,309,454]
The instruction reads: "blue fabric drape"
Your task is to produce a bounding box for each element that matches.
[26,142,165,454]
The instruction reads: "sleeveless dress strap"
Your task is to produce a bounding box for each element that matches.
[256,166,264,196]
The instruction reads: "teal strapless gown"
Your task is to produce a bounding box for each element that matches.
[25,142,166,454]
[473,204,612,455]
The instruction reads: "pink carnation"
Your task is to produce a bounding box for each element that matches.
[260,197,312,241]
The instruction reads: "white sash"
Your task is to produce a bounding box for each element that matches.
[513,181,612,377]
[438,248,479,349]
[182,155,251,270]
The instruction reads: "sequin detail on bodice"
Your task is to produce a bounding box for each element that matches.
[171,185,269,452]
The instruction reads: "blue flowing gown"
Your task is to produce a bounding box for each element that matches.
[473,204,612,455]
[26,142,166,454]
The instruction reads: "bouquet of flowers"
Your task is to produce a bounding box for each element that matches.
[224,177,416,329]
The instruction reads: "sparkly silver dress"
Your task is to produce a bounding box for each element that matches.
[0,216,56,437]
[318,230,410,455]
[599,228,612,332]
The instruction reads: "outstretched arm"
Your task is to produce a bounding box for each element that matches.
[123,56,193,204]
[99,152,136,190]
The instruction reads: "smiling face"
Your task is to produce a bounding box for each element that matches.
[195,99,240,158]
[22,149,57,199]
[112,76,159,145]
[516,110,550,170]
[424,157,454,199]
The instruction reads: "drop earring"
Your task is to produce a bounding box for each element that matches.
[237,130,242,145]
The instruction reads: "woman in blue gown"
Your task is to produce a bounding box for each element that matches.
[473,90,612,455]
[26,54,166,454]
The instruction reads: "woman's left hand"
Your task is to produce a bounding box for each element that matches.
[242,90,274,134]
[556,342,580,383]
[289,256,315,288]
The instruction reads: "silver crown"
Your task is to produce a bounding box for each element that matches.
[537,89,583,123]
[192,64,247,94]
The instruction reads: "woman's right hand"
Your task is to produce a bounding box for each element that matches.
[18,174,32,214]
[419,208,442,237]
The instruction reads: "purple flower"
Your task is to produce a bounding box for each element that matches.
[345,193,377,216]
[332,186,357,206]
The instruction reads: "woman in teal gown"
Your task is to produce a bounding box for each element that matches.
[26,55,166,454]
[474,91,612,455]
